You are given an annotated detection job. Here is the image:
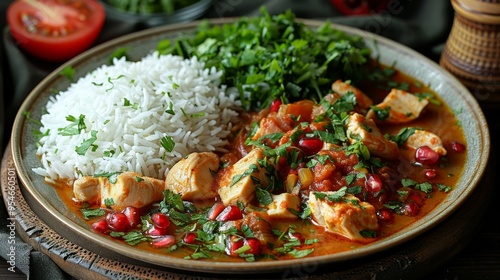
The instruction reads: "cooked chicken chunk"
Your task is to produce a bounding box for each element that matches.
[217,148,272,206]
[266,193,300,219]
[165,152,219,201]
[311,93,341,120]
[73,172,164,211]
[251,114,293,144]
[331,80,373,112]
[73,176,100,205]
[403,129,447,155]
[366,89,428,124]
[308,192,379,241]
[347,113,399,159]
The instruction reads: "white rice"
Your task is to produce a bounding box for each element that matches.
[33,52,241,181]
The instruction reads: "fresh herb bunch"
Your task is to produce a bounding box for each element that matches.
[106,0,199,14]
[158,7,371,110]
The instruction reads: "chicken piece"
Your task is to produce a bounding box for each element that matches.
[347,113,399,159]
[251,114,293,144]
[73,177,100,205]
[308,192,379,241]
[165,152,219,201]
[403,129,447,155]
[217,148,272,206]
[366,89,429,124]
[331,80,373,112]
[311,93,341,120]
[73,172,164,211]
[266,193,301,219]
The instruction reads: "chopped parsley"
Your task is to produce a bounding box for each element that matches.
[58,114,87,136]
[75,130,98,155]
[160,135,175,152]
[59,65,76,81]
[370,106,391,121]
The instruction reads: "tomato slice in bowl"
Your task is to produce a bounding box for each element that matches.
[7,0,105,62]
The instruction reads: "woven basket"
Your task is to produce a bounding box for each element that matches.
[440,0,500,108]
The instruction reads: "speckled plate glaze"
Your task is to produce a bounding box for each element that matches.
[10,18,490,274]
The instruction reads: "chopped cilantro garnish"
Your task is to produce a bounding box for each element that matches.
[104,198,115,208]
[391,127,417,146]
[75,130,98,155]
[58,114,87,136]
[59,65,76,81]
[256,187,273,206]
[80,207,105,220]
[370,106,391,121]
[160,135,175,152]
[94,171,121,184]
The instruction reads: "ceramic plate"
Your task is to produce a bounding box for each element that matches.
[10,18,490,273]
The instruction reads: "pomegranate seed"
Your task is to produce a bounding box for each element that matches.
[377,209,394,222]
[424,169,437,179]
[91,219,109,233]
[450,141,466,153]
[269,99,282,113]
[298,137,323,156]
[245,238,261,255]
[207,202,226,220]
[145,225,169,237]
[408,192,424,206]
[226,236,244,257]
[106,212,130,232]
[278,156,287,167]
[365,173,383,192]
[415,146,439,165]
[122,206,140,228]
[151,212,171,229]
[150,235,176,248]
[289,232,304,243]
[402,202,419,216]
[183,232,197,244]
[216,205,243,222]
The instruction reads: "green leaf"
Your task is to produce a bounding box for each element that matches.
[256,187,273,206]
[94,171,121,184]
[401,178,417,187]
[391,127,417,146]
[122,231,150,245]
[80,208,105,220]
[108,47,130,64]
[437,183,452,193]
[104,198,115,208]
[59,65,76,81]
[370,106,391,121]
[416,182,433,194]
[288,248,314,258]
[360,230,378,238]
[75,130,98,156]
[160,136,175,152]
[58,114,86,136]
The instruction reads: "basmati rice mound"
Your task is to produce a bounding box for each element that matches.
[33,52,241,182]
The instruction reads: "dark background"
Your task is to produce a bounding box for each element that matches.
[1,1,499,279]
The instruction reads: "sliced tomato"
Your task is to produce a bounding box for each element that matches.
[7,0,105,62]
